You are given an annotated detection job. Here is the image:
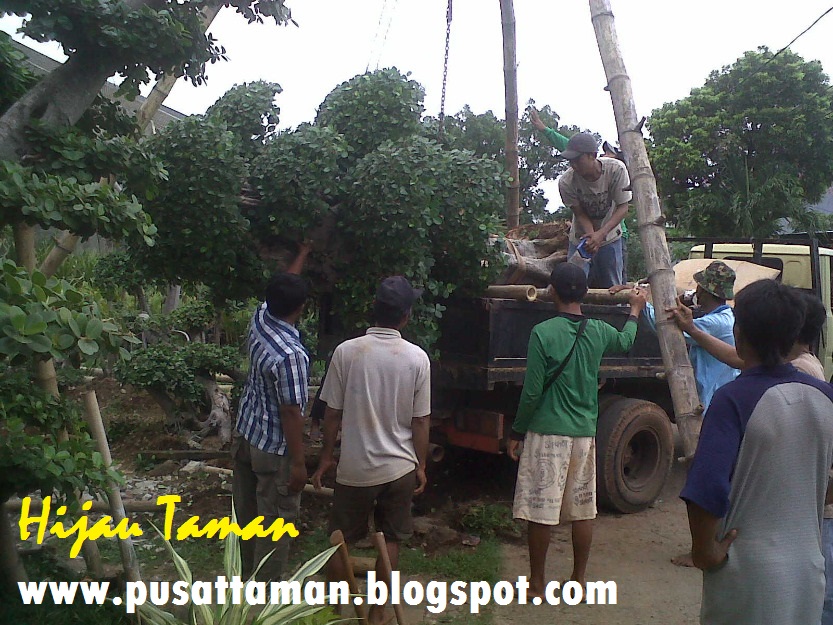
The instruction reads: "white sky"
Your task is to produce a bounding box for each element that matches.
[4,1,833,206]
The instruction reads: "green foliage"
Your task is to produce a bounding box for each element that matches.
[168,299,216,334]
[316,68,425,163]
[130,116,267,304]
[648,47,833,237]
[336,135,504,350]
[0,258,139,364]
[206,80,283,158]
[0,31,37,114]
[459,503,520,538]
[24,120,167,199]
[401,538,502,585]
[93,249,148,296]
[248,124,348,237]
[0,161,157,245]
[138,516,338,625]
[1,1,292,99]
[115,342,239,406]
[0,365,121,504]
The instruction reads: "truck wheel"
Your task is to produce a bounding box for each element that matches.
[596,397,673,514]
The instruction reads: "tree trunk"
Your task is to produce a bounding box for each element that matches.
[39,232,80,278]
[147,387,181,430]
[499,0,521,229]
[0,505,28,591]
[589,0,702,460]
[0,51,115,162]
[135,2,223,133]
[162,284,182,314]
[134,285,150,314]
[198,378,232,445]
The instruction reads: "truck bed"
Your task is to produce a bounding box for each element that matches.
[435,297,665,390]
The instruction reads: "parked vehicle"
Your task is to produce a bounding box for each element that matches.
[431,238,833,513]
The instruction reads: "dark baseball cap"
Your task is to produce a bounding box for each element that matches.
[560,132,599,160]
[550,263,588,302]
[376,276,423,310]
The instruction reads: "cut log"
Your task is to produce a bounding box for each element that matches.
[485,285,537,301]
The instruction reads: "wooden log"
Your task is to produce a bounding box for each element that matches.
[83,391,142,583]
[371,531,409,625]
[536,287,638,305]
[485,285,537,301]
[199,466,336,497]
[139,450,230,460]
[329,530,369,623]
[5,498,162,514]
[589,0,702,459]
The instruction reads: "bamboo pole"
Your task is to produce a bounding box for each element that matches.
[588,0,702,459]
[536,287,637,305]
[499,0,521,229]
[485,285,537,301]
[82,391,142,583]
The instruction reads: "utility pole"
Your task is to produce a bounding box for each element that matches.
[589,0,703,460]
[499,0,520,229]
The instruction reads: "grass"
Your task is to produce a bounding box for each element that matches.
[401,538,502,584]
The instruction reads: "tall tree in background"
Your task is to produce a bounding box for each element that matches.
[649,47,833,237]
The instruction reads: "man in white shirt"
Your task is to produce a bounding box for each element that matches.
[312,276,431,625]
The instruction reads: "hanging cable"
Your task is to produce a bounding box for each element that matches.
[437,0,453,140]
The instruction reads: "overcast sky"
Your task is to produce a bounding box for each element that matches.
[4,1,833,205]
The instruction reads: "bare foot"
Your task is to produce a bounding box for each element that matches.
[671,551,695,568]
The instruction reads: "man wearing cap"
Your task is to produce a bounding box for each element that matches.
[312,276,431,625]
[645,260,740,413]
[508,263,647,597]
[556,132,631,288]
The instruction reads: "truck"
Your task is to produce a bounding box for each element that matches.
[430,237,833,513]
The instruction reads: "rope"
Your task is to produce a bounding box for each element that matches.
[437,0,452,140]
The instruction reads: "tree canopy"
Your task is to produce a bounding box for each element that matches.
[648,47,833,237]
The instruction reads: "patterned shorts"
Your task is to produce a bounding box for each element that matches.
[512,432,596,525]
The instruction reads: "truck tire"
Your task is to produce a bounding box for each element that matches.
[596,396,673,514]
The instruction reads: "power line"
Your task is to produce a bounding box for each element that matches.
[738,5,833,88]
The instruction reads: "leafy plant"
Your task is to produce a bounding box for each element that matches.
[138,514,340,625]
[459,503,520,539]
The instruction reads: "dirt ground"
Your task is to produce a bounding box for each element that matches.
[396,430,701,624]
[68,381,702,624]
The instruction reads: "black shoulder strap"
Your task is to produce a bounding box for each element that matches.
[541,318,588,395]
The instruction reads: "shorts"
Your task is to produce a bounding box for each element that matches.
[329,470,417,543]
[512,432,596,525]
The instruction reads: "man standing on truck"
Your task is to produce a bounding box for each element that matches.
[311,276,431,625]
[508,263,647,597]
[530,109,631,289]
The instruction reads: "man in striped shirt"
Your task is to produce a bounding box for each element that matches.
[232,271,310,582]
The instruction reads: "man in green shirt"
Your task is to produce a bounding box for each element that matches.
[507,263,646,597]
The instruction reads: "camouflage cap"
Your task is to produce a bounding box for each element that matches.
[693,261,736,300]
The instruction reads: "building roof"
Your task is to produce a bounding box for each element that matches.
[11,39,187,133]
